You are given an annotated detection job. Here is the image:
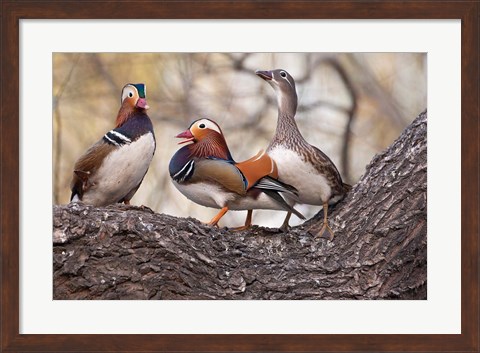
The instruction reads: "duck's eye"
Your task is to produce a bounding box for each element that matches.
[128,92,134,98]
[199,123,206,129]
[280,71,287,78]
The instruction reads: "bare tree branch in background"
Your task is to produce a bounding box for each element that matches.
[53,54,81,204]
[349,54,407,129]
[231,53,252,71]
[91,53,119,96]
[322,57,358,183]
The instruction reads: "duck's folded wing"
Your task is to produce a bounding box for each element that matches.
[235,150,278,190]
[70,139,115,200]
[260,189,305,220]
[311,145,342,182]
[254,176,300,200]
[192,158,247,195]
[253,176,304,219]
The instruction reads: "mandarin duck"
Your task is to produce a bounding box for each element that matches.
[169,118,304,229]
[256,69,350,240]
[70,83,156,206]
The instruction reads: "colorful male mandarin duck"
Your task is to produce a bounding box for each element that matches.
[256,69,350,240]
[70,83,156,206]
[169,118,304,229]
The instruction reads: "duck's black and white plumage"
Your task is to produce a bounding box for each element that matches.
[256,69,350,239]
[169,118,304,229]
[70,83,156,206]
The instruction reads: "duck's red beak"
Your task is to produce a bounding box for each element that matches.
[136,98,150,110]
[175,129,195,144]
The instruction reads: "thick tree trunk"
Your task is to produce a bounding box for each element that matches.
[53,111,427,300]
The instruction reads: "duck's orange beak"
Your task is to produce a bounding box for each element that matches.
[175,129,195,145]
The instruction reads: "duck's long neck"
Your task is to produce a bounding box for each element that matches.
[115,105,134,128]
[270,90,304,147]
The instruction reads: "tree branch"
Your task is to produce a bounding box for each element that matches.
[53,111,427,300]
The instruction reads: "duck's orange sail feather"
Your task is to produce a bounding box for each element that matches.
[235,150,278,190]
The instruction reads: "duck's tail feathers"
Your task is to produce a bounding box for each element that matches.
[262,189,305,220]
[255,176,301,201]
[255,176,304,220]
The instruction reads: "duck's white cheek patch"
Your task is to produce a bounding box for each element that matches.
[208,122,222,135]
[205,120,222,135]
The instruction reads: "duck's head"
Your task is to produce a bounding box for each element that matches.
[175,118,232,160]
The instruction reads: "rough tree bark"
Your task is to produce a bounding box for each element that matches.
[53,111,427,300]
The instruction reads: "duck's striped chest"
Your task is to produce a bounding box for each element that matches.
[267,146,332,205]
[83,132,155,205]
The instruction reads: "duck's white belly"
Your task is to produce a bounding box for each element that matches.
[83,133,155,206]
[229,192,286,211]
[172,181,232,209]
[172,181,286,211]
[268,147,331,205]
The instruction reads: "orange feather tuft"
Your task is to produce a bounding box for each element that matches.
[236,150,277,190]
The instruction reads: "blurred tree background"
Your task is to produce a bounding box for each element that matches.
[53,53,426,228]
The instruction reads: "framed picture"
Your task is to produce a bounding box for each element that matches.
[2,1,478,352]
